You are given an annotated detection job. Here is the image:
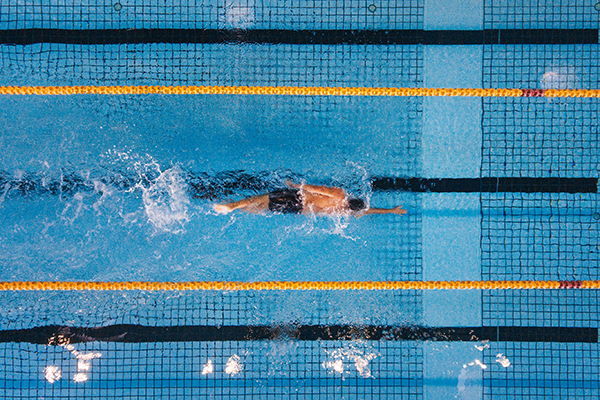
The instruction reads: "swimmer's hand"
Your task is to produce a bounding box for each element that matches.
[391,206,408,215]
[213,204,232,215]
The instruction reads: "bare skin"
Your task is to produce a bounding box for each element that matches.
[213,181,407,216]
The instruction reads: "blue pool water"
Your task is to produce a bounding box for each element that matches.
[1,0,599,399]
[0,94,418,282]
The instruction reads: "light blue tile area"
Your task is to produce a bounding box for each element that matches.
[422,193,481,281]
[423,290,482,326]
[422,193,481,327]
[424,46,482,88]
[424,342,484,400]
[422,97,482,178]
[423,46,482,178]
[424,0,483,31]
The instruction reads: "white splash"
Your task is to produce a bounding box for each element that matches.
[44,366,62,383]
[92,180,114,214]
[324,214,356,240]
[223,3,255,28]
[73,373,88,383]
[103,149,190,232]
[463,359,487,370]
[540,68,578,90]
[323,359,344,374]
[202,359,214,375]
[284,210,358,241]
[138,166,190,233]
[0,180,10,205]
[322,346,377,378]
[354,356,372,378]
[60,192,86,224]
[77,360,91,371]
[225,355,242,376]
[474,342,489,351]
[495,353,511,368]
[60,343,102,384]
[76,351,103,361]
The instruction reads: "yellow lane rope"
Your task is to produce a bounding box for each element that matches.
[0,280,595,291]
[0,85,599,98]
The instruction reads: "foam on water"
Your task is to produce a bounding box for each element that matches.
[137,166,190,233]
[41,344,104,384]
[201,359,214,375]
[225,354,243,376]
[44,366,61,384]
[103,148,191,233]
[92,179,117,215]
[322,343,378,378]
[541,67,579,90]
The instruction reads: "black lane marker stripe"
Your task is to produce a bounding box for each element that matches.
[371,177,599,194]
[0,28,597,46]
[1,172,597,199]
[0,325,596,345]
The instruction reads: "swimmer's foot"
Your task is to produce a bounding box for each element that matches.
[213,204,233,215]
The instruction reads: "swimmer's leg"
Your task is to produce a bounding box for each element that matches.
[214,194,270,214]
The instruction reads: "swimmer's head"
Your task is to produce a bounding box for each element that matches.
[348,198,366,212]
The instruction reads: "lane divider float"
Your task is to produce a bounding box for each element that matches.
[0,85,599,98]
[0,280,593,291]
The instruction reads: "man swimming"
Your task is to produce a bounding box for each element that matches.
[213,181,407,216]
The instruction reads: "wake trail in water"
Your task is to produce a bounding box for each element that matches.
[0,157,373,239]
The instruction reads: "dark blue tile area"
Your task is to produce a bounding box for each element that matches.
[483,0,600,29]
[0,1,424,31]
[481,3,600,399]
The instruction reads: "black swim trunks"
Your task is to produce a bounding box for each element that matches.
[268,189,303,214]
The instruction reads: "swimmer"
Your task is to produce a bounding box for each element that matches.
[213,181,407,216]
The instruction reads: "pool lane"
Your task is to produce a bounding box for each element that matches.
[422,2,485,398]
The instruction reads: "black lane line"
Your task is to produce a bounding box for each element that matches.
[371,177,599,194]
[0,325,596,345]
[0,28,597,45]
[1,172,597,199]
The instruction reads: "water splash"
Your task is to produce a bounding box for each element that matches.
[60,192,86,224]
[222,2,255,28]
[462,359,487,370]
[540,67,578,90]
[345,161,371,194]
[495,353,511,368]
[322,344,377,378]
[225,354,242,376]
[202,359,214,375]
[47,343,103,384]
[323,358,345,374]
[474,341,489,351]
[324,213,357,240]
[92,180,115,215]
[73,373,88,382]
[133,163,190,234]
[44,365,62,383]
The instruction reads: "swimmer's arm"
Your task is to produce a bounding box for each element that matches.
[359,206,407,216]
[285,181,345,198]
